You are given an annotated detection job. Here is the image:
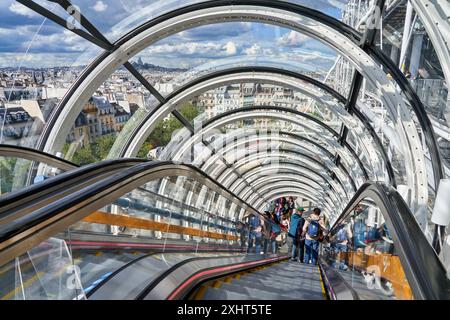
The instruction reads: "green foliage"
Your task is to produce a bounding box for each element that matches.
[71,146,97,165]
[137,141,153,158]
[91,135,116,160]
[68,134,116,166]
[65,102,201,163]
[0,157,16,194]
[179,102,201,122]
[138,102,200,158]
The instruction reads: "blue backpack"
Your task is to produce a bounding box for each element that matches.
[307,220,320,237]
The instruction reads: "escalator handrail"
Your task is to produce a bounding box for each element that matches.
[0,146,237,227]
[86,250,243,299]
[328,181,449,300]
[0,161,263,267]
[137,254,288,300]
[86,250,158,298]
[0,144,77,171]
[319,261,359,300]
[0,158,146,223]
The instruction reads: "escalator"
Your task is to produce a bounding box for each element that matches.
[0,146,449,300]
[193,260,326,300]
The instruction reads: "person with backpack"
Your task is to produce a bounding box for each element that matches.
[331,222,351,270]
[247,214,263,254]
[287,207,306,262]
[302,208,327,265]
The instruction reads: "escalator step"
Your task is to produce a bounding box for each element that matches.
[199,261,326,300]
[218,281,324,300]
[233,277,320,292]
[202,287,257,300]
[203,284,292,300]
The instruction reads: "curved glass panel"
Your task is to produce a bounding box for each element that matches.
[376,4,450,174]
[129,23,350,98]
[0,155,70,195]
[163,110,369,184]
[177,80,346,131]
[377,6,449,126]
[68,0,356,43]
[198,136,355,198]
[60,67,162,164]
[321,199,414,300]
[0,5,102,149]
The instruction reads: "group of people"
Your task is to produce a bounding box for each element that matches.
[287,207,327,265]
[245,196,328,266]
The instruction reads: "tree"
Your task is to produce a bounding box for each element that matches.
[179,102,201,122]
[71,145,97,165]
[137,141,153,158]
[67,134,116,165]
[0,157,16,194]
[91,135,116,160]
[138,102,201,158]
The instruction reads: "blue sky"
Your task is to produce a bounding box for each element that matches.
[0,0,347,69]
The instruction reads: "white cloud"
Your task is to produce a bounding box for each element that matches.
[277,31,309,46]
[223,41,237,55]
[92,1,108,12]
[244,44,261,56]
[9,3,37,18]
[147,42,229,57]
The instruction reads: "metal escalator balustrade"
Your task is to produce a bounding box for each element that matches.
[0,144,448,300]
[319,181,450,300]
[0,160,264,266]
[0,153,277,300]
[143,182,450,301]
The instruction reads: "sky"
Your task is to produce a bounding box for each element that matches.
[0,0,348,70]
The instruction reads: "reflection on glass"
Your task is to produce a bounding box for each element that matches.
[323,199,413,300]
[376,6,449,169]
[60,68,159,164]
[0,173,250,299]
[0,157,66,195]
[0,237,85,300]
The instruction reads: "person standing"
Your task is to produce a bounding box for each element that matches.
[330,222,351,270]
[247,214,263,254]
[302,208,327,265]
[262,211,272,254]
[287,207,306,261]
[287,196,295,219]
[277,213,290,249]
[269,212,281,253]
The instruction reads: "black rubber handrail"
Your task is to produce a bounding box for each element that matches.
[0,144,77,171]
[134,254,243,300]
[0,146,237,226]
[137,254,288,300]
[327,181,450,300]
[319,261,359,300]
[0,161,264,266]
[0,158,146,223]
